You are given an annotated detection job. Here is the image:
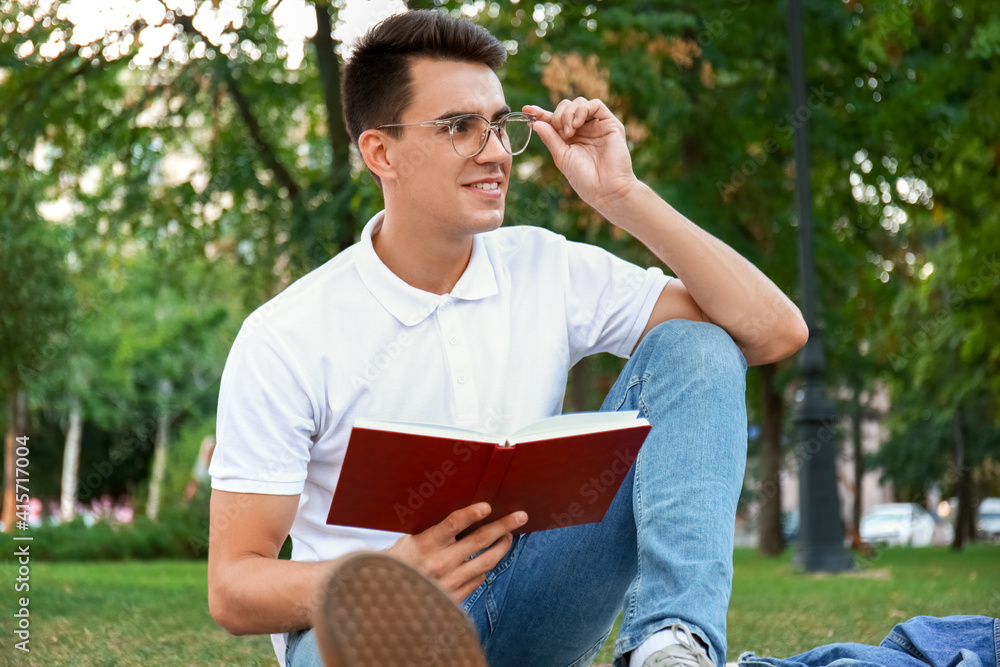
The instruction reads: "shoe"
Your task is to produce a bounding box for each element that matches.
[640,623,715,667]
[311,551,488,667]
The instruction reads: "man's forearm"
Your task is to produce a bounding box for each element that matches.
[210,554,333,636]
[598,180,807,362]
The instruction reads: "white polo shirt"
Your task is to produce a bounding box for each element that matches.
[210,210,669,664]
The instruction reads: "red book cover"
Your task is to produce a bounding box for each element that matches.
[326,412,651,535]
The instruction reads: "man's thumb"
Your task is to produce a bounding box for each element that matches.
[531,121,564,159]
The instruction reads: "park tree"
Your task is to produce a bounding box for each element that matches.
[1,0,350,519]
[0,187,74,531]
[835,0,1000,547]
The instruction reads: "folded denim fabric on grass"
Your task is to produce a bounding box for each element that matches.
[738,615,999,667]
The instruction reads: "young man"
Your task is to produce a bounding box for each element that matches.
[207,9,807,667]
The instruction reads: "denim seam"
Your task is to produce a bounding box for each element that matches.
[637,372,652,419]
[480,536,524,655]
[461,579,487,613]
[486,538,518,584]
[285,629,307,666]
[882,630,926,662]
[631,442,643,631]
[738,657,774,667]
[565,626,615,667]
[614,378,646,657]
[631,374,647,637]
[993,617,999,667]
[609,376,646,413]
[461,536,519,614]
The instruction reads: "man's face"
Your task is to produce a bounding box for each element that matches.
[386,57,513,240]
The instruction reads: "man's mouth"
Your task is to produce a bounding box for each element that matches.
[467,182,500,191]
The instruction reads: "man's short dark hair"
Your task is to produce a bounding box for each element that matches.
[341,9,507,166]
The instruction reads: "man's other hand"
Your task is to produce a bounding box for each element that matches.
[384,503,527,602]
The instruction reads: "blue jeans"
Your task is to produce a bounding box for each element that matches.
[287,320,748,667]
[738,615,1000,667]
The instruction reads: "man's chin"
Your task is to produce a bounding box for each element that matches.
[470,208,505,233]
[440,198,505,236]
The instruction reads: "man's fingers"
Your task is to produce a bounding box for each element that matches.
[428,502,492,542]
[554,98,580,137]
[526,98,611,123]
[445,530,515,601]
[452,510,526,561]
[522,104,552,122]
[530,118,565,157]
[572,97,591,129]
[523,103,577,161]
[450,572,488,603]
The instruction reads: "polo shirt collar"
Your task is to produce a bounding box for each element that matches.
[355,211,499,327]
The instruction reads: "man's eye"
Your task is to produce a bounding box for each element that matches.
[453,118,473,133]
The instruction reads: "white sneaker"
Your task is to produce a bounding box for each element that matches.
[639,623,715,667]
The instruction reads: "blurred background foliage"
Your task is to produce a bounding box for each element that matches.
[1,0,998,557]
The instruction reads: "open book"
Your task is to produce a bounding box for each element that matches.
[326,411,651,535]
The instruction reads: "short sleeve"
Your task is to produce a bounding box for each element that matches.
[562,238,671,363]
[209,320,318,495]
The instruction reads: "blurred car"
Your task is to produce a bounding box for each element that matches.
[860,503,936,547]
[978,497,1000,542]
[932,512,955,545]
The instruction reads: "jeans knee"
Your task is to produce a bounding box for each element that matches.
[638,319,747,377]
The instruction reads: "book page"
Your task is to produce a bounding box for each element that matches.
[352,418,504,445]
[506,411,647,446]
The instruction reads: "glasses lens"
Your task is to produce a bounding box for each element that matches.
[502,117,532,155]
[451,116,491,157]
[450,115,533,157]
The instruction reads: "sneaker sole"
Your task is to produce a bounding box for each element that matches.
[312,551,487,667]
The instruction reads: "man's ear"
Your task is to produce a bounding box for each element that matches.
[358,129,395,184]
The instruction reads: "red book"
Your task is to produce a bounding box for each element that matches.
[326,411,651,535]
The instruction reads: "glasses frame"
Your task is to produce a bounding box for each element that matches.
[376,112,536,158]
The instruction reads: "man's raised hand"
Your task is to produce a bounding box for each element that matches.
[523,98,639,216]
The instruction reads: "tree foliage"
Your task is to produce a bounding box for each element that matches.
[1,0,997,544]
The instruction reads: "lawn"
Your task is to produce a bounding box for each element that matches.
[1,546,997,666]
[595,544,1000,664]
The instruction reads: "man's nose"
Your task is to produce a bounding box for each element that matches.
[475,125,509,163]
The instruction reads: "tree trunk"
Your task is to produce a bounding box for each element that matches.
[313,0,357,252]
[951,412,975,550]
[851,386,864,533]
[1,380,19,532]
[146,379,173,521]
[60,396,83,522]
[757,363,785,557]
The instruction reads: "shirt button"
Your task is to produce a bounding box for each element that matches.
[457,375,466,384]
[450,337,458,345]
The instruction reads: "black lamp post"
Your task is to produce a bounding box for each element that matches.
[786,0,854,572]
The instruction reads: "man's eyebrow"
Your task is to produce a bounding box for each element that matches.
[433,105,512,121]
[433,110,468,121]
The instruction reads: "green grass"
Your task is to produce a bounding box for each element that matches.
[0,560,274,666]
[596,543,1000,663]
[1,546,998,666]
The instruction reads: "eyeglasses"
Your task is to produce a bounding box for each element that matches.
[376,112,536,158]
